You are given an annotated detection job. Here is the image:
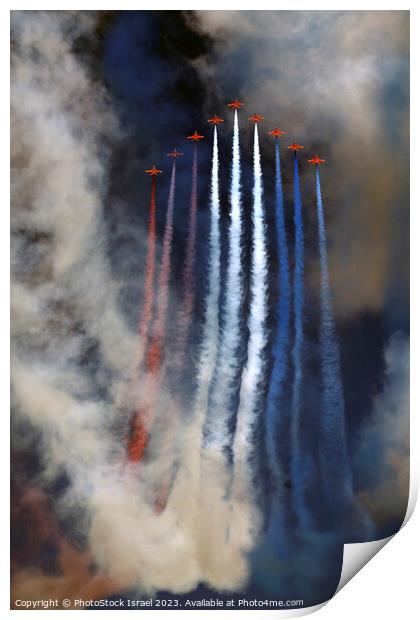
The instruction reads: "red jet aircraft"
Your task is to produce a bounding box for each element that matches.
[248,113,264,123]
[227,98,245,110]
[208,115,224,125]
[287,143,304,153]
[145,165,163,176]
[167,148,183,158]
[187,130,204,142]
[268,128,286,138]
[308,155,325,166]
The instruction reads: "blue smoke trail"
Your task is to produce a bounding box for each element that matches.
[290,153,313,531]
[316,167,353,517]
[265,139,291,494]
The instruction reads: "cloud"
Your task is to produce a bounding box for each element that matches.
[11,10,258,595]
[355,333,409,528]
[11,486,124,608]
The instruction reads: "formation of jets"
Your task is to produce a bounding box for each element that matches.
[146,99,325,175]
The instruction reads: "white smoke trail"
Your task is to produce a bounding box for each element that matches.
[164,112,255,591]
[192,126,221,437]
[198,109,248,577]
[230,122,268,525]
[204,109,244,451]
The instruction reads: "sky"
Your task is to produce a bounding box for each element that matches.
[10,10,409,609]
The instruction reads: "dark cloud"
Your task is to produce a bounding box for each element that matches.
[355,333,409,536]
[188,10,409,319]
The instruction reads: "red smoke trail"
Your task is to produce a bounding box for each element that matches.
[127,409,149,463]
[127,175,158,464]
[127,162,179,464]
[178,143,198,349]
[135,175,158,366]
[154,145,198,510]
[147,159,177,372]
